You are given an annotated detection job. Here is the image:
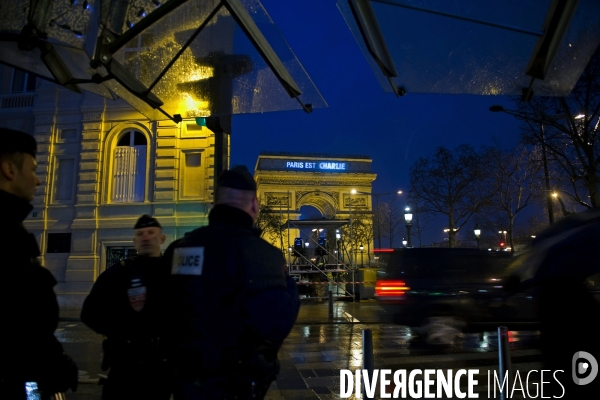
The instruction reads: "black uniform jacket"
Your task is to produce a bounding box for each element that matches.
[163,204,300,376]
[81,256,168,354]
[0,189,77,394]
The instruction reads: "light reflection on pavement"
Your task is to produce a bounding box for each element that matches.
[55,300,542,399]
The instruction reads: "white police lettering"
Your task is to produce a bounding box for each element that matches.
[172,247,204,275]
[319,162,346,170]
[127,286,147,312]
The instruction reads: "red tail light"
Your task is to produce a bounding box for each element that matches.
[375,280,410,299]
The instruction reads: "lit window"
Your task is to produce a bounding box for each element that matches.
[180,151,204,199]
[112,130,147,203]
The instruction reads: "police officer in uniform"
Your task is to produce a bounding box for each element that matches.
[81,214,172,400]
[0,128,78,399]
[164,165,300,400]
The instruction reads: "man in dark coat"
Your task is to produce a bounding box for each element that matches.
[164,165,300,400]
[0,128,78,399]
[81,214,173,400]
[507,208,600,399]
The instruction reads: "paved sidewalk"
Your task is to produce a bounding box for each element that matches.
[58,299,393,399]
[59,298,393,324]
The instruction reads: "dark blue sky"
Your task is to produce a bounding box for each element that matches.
[231,0,523,244]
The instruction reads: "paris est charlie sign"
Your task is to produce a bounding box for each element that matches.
[256,157,371,173]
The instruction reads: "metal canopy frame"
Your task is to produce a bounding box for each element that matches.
[341,0,597,99]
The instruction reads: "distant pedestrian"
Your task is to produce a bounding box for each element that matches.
[81,214,173,400]
[164,165,300,400]
[0,127,78,399]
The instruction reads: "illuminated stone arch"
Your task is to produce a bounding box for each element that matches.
[295,191,338,219]
[255,153,377,252]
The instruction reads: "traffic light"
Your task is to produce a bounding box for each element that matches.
[499,242,506,249]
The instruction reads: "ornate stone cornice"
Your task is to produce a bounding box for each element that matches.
[256,174,376,187]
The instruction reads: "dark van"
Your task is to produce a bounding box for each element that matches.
[375,248,540,342]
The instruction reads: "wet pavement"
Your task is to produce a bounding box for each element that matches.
[55,299,543,399]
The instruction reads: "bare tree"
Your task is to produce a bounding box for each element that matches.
[479,143,542,252]
[516,47,600,209]
[339,212,373,265]
[409,145,490,247]
[378,200,402,248]
[255,200,284,246]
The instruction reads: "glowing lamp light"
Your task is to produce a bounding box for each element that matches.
[180,94,210,118]
[404,206,413,224]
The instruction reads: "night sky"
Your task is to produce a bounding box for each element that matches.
[231,0,524,244]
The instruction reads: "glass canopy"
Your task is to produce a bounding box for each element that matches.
[338,0,600,97]
[0,0,326,122]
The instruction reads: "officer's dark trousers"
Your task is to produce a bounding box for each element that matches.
[102,360,173,400]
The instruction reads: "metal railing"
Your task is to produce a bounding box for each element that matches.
[1,94,35,108]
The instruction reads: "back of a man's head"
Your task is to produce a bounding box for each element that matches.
[214,166,258,215]
[0,128,37,171]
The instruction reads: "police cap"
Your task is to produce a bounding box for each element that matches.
[217,165,257,191]
[134,214,162,230]
[0,128,37,157]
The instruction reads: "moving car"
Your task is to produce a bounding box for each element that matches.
[375,248,540,343]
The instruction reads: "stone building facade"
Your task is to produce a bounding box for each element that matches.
[1,65,217,307]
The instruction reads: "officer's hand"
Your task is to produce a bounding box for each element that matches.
[40,351,79,394]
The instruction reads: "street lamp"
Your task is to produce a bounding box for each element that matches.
[404,206,413,248]
[335,229,341,262]
[349,189,357,268]
[490,105,555,224]
[359,244,364,266]
[498,230,507,250]
[443,228,458,247]
[402,238,408,247]
[552,191,571,216]
[352,189,403,248]
[474,226,481,249]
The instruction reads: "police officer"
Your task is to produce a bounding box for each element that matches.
[164,165,300,400]
[81,214,172,400]
[0,128,78,399]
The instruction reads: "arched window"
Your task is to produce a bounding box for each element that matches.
[112,130,147,202]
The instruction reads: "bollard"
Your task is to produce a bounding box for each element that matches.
[497,326,511,400]
[328,290,333,319]
[362,329,374,399]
